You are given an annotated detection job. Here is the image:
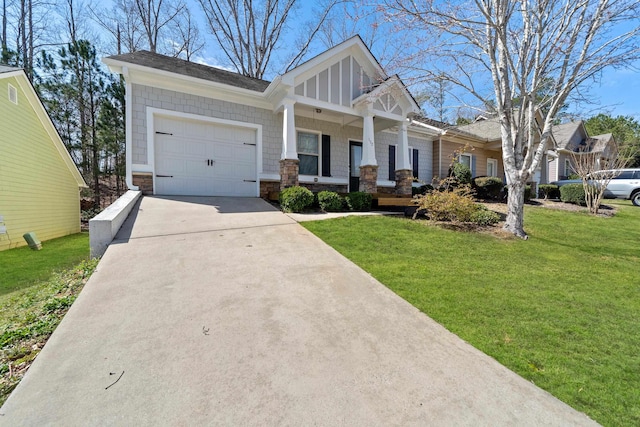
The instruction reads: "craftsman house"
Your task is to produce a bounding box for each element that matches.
[103,36,444,198]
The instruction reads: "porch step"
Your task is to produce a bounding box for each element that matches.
[377,197,417,207]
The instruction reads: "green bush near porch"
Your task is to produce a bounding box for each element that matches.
[317,191,344,212]
[346,192,372,211]
[279,186,314,213]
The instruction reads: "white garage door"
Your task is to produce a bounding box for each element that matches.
[154,116,257,197]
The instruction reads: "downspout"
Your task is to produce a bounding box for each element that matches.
[122,66,139,190]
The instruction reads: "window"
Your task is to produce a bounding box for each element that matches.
[487,158,498,177]
[8,84,17,105]
[459,153,472,169]
[564,159,572,177]
[297,131,319,175]
[389,145,418,180]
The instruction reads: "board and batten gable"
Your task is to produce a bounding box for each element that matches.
[0,72,85,251]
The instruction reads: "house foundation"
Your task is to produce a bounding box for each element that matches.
[279,159,299,190]
[395,169,413,195]
[132,172,153,195]
[359,165,378,193]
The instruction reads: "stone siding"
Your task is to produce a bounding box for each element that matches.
[132,173,153,195]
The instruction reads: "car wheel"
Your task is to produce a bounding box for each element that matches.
[632,191,640,207]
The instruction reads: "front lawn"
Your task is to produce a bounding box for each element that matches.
[303,203,640,427]
[0,233,90,296]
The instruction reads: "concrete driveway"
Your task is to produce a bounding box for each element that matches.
[1,196,597,426]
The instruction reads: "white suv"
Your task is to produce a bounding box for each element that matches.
[552,168,640,206]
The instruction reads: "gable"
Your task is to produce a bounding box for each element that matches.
[0,70,86,188]
[292,54,381,108]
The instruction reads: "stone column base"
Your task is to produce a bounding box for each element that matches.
[132,172,153,195]
[359,165,379,193]
[395,169,413,196]
[280,159,300,190]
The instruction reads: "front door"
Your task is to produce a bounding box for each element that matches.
[349,141,363,192]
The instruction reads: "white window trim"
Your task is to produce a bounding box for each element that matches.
[297,128,322,176]
[459,153,472,168]
[8,83,17,105]
[487,158,498,177]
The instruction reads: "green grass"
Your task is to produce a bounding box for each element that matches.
[0,258,98,406]
[0,233,90,296]
[303,202,640,427]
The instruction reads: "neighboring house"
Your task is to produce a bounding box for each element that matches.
[0,66,86,251]
[102,36,442,199]
[435,117,506,181]
[547,120,616,181]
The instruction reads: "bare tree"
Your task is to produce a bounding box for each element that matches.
[134,0,185,53]
[90,0,147,55]
[197,0,339,79]
[170,5,204,61]
[387,0,640,238]
[570,141,633,214]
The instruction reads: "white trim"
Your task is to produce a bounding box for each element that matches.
[299,176,348,185]
[377,180,395,187]
[487,158,498,177]
[146,107,263,197]
[104,59,272,110]
[131,164,154,173]
[123,67,138,190]
[296,128,322,176]
[459,153,472,168]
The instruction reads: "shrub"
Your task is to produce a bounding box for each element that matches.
[317,191,344,212]
[473,176,503,200]
[503,185,532,202]
[568,173,580,180]
[279,186,314,212]
[412,184,434,196]
[560,183,586,205]
[346,192,372,211]
[470,206,500,226]
[451,162,472,185]
[416,186,478,222]
[539,184,560,200]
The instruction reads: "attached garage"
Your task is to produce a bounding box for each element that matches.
[153,115,258,197]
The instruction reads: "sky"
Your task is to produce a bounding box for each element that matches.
[91,0,640,122]
[184,1,640,122]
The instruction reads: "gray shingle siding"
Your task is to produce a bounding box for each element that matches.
[130,84,282,174]
[130,83,433,184]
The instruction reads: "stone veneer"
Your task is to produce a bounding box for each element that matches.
[260,181,280,199]
[280,159,300,190]
[132,173,153,195]
[359,165,378,193]
[394,169,413,195]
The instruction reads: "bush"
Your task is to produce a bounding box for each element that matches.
[470,206,501,226]
[416,186,478,222]
[451,162,472,185]
[503,184,532,202]
[279,186,314,212]
[539,184,560,200]
[346,192,372,211]
[412,184,434,196]
[560,183,586,205]
[317,191,344,212]
[473,176,503,200]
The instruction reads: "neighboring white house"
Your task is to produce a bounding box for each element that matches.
[103,36,441,198]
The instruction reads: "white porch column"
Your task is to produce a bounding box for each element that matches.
[281,98,298,160]
[360,110,377,166]
[396,120,411,170]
